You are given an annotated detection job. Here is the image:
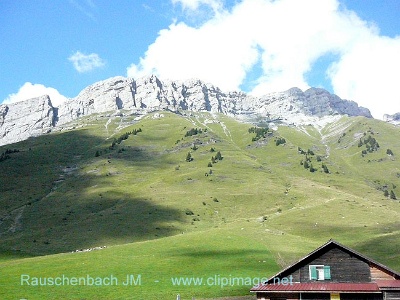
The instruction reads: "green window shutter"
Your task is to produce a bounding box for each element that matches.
[310,266,317,280]
[324,266,331,280]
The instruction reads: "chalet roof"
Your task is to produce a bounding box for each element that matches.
[265,239,400,284]
[376,280,400,289]
[251,282,380,293]
[251,281,400,293]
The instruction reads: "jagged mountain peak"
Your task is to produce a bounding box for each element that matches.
[0,75,372,146]
[383,112,400,125]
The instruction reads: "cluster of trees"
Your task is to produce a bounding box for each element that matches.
[301,159,317,172]
[298,147,329,174]
[358,134,380,156]
[298,147,314,155]
[110,128,142,149]
[184,147,223,180]
[185,128,203,137]
[206,149,223,176]
[248,126,270,141]
[0,148,19,162]
[209,150,223,165]
[185,147,223,166]
[95,128,142,157]
[275,137,286,146]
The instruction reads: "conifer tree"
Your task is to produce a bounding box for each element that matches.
[322,163,329,173]
[304,160,310,169]
[215,151,223,160]
[186,152,193,162]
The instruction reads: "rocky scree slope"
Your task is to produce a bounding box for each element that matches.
[0,75,372,146]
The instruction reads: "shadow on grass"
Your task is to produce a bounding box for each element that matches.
[0,127,184,256]
[355,232,400,270]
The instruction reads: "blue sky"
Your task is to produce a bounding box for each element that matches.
[1,0,400,119]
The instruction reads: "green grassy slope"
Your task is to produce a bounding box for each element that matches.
[0,111,399,299]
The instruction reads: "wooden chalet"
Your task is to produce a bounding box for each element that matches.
[251,240,400,300]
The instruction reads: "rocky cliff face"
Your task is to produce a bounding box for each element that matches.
[0,95,56,146]
[383,113,400,126]
[0,75,372,146]
[56,75,249,125]
[56,77,135,125]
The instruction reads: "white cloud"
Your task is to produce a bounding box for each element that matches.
[328,35,400,119]
[127,0,400,118]
[128,18,260,91]
[3,82,68,107]
[68,51,105,73]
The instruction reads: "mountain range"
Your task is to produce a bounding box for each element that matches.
[0,75,378,146]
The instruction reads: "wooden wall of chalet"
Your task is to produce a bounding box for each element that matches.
[286,247,371,282]
[256,292,301,300]
[301,293,330,299]
[385,291,400,300]
[340,293,382,300]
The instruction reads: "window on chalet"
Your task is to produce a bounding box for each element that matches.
[309,265,331,280]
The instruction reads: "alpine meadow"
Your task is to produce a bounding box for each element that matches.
[0,106,400,299]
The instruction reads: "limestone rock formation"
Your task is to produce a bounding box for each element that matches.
[383,113,400,126]
[57,76,135,125]
[0,95,56,146]
[0,75,373,146]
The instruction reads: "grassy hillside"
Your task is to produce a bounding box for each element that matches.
[0,111,399,299]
